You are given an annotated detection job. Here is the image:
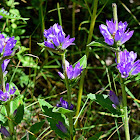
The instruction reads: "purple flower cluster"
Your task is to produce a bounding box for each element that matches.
[44,23,75,49]
[0,83,16,101]
[56,121,67,133]
[56,97,74,110]
[117,50,140,78]
[99,19,134,46]
[58,60,83,80]
[0,34,17,57]
[109,90,120,109]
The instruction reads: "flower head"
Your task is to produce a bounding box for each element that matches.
[56,97,74,110]
[109,90,120,109]
[44,23,75,50]
[56,121,67,133]
[0,83,16,101]
[58,60,83,80]
[99,19,134,45]
[0,34,17,57]
[0,126,10,137]
[116,50,140,78]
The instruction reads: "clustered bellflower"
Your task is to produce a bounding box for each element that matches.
[0,83,16,101]
[117,50,140,78]
[0,34,17,57]
[109,90,120,109]
[56,121,67,133]
[44,23,75,50]
[56,97,74,110]
[58,60,83,80]
[99,19,134,46]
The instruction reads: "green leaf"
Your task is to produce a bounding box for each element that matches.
[73,55,87,69]
[38,99,53,112]
[0,105,7,124]
[53,107,74,115]
[0,8,29,21]
[14,104,24,124]
[42,106,69,139]
[37,42,64,55]
[10,95,24,115]
[30,121,45,134]
[87,38,118,52]
[88,131,103,140]
[133,135,140,140]
[87,93,121,116]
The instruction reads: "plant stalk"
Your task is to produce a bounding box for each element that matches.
[112,3,130,140]
[61,52,73,139]
[74,0,98,129]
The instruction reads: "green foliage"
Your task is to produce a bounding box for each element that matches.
[87,131,103,140]
[87,93,121,116]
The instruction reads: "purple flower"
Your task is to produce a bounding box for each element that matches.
[56,97,74,110]
[58,60,83,80]
[0,15,3,19]
[99,19,134,45]
[0,126,10,137]
[0,34,17,57]
[1,59,10,72]
[117,50,140,78]
[56,121,67,133]
[44,23,75,49]
[109,90,119,109]
[0,83,16,101]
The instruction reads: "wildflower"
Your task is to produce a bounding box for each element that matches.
[0,83,16,101]
[1,59,10,72]
[0,15,2,19]
[99,19,134,45]
[44,23,75,49]
[116,50,140,78]
[0,126,10,137]
[56,121,67,133]
[56,97,74,110]
[0,34,17,57]
[109,90,119,109]
[58,60,83,80]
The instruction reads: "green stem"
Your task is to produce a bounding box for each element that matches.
[61,52,73,139]
[74,0,98,129]
[5,101,14,140]
[112,3,130,140]
[57,2,62,26]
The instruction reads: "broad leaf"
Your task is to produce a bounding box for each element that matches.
[87,93,121,116]
[14,104,24,124]
[73,55,87,69]
[133,135,140,140]
[42,106,69,139]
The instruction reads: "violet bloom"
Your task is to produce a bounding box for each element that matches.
[1,59,10,72]
[0,83,16,101]
[109,90,119,109]
[0,15,2,19]
[117,50,140,78]
[56,121,67,133]
[44,23,75,49]
[56,97,74,110]
[99,19,134,46]
[0,126,10,137]
[58,60,83,80]
[0,34,17,57]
